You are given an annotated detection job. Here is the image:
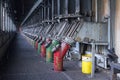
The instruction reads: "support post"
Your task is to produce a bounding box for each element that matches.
[57,0,60,16]
[91,43,95,78]
[95,0,98,22]
[52,0,54,21]
[75,0,80,14]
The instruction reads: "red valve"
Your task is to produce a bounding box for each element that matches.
[61,42,70,59]
[41,43,46,57]
[53,42,70,71]
[54,48,63,71]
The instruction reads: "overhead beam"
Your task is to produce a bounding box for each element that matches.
[21,0,43,26]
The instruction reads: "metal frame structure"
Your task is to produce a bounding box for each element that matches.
[21,0,115,79]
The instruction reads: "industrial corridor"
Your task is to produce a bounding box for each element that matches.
[0,33,68,80]
[1,0,120,80]
[0,33,110,80]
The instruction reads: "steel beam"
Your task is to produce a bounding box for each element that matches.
[21,0,43,26]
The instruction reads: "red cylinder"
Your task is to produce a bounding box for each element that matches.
[41,43,46,57]
[54,48,63,71]
[35,41,38,50]
[61,42,70,59]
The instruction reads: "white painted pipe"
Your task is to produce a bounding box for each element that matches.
[95,0,98,22]
[103,0,111,49]
[115,0,120,62]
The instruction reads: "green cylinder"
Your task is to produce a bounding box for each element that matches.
[38,43,41,54]
[33,40,36,47]
[46,45,53,62]
[46,40,59,63]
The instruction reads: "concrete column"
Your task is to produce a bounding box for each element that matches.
[115,0,120,62]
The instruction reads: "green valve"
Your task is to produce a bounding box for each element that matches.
[33,40,35,47]
[46,45,53,62]
[46,40,60,63]
[38,43,41,54]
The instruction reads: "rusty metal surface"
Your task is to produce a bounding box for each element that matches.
[76,22,108,42]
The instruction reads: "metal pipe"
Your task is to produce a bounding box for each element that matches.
[108,18,111,49]
[102,0,111,49]
[49,23,56,35]
[41,7,43,20]
[70,22,81,37]
[47,8,50,20]
[91,43,95,78]
[64,23,73,36]
[115,0,120,59]
[44,4,46,20]
[65,0,68,15]
[57,0,60,15]
[105,0,111,49]
[95,0,98,22]
[57,22,67,36]
[52,0,54,20]
[75,0,80,14]
[45,24,53,34]
[60,23,70,37]
[67,21,79,37]
[47,0,50,20]
[44,2,46,20]
[67,23,77,37]
[38,26,43,35]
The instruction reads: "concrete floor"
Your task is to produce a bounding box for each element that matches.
[0,33,111,80]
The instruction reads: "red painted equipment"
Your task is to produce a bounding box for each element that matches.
[54,48,63,71]
[41,43,46,57]
[34,36,39,48]
[53,41,70,71]
[35,41,38,50]
[61,42,70,59]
